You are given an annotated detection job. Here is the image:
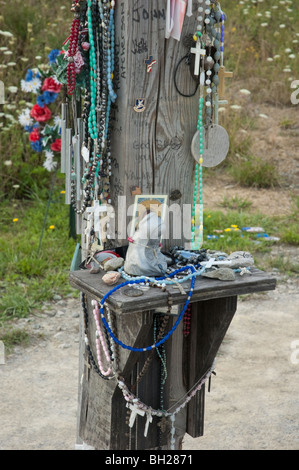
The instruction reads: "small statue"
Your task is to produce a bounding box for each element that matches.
[124,211,168,277]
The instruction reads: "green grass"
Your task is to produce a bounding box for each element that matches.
[229,156,281,189]
[0,187,78,321]
[0,327,31,354]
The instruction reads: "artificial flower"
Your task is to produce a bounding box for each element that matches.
[42,77,62,94]
[64,49,85,74]
[48,49,61,64]
[50,138,61,152]
[30,140,43,152]
[43,154,57,171]
[18,108,34,127]
[54,115,62,130]
[29,128,40,142]
[30,103,51,122]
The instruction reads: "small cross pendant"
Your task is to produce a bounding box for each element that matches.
[190,41,206,76]
[127,403,145,428]
[144,411,153,437]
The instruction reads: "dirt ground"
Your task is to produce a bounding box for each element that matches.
[1,100,299,451]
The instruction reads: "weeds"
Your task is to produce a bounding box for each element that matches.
[229,156,280,188]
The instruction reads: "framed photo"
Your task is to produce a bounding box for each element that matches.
[130,194,168,238]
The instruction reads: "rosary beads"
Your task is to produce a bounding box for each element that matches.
[68,0,117,216]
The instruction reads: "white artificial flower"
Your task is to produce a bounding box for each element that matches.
[54,115,62,129]
[21,79,33,93]
[18,108,33,127]
[30,77,42,94]
[43,153,58,172]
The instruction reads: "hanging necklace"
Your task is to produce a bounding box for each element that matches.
[191,0,228,249]
[70,0,117,217]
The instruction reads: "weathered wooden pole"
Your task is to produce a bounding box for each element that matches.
[107,1,198,249]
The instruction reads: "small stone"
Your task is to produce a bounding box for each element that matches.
[102,271,121,286]
[103,257,124,272]
[203,267,236,281]
[90,264,101,274]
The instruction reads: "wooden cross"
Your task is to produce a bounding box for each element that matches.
[218,66,233,100]
[190,41,206,76]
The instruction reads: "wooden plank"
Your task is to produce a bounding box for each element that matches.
[69,268,276,315]
[111,0,198,248]
[185,297,238,437]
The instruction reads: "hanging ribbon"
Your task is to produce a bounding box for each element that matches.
[165,0,188,41]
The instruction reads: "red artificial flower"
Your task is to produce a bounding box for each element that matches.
[29,128,40,142]
[30,104,52,123]
[42,77,62,94]
[50,139,61,153]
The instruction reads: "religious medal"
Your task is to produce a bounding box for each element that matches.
[123,287,145,298]
[191,124,230,168]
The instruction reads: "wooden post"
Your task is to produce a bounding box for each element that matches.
[110,1,198,248]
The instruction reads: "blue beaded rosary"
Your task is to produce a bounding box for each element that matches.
[99,265,204,352]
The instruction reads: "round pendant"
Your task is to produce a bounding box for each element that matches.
[123,287,144,298]
[191,124,230,168]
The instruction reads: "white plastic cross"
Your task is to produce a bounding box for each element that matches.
[128,403,145,428]
[191,41,206,76]
[144,410,153,437]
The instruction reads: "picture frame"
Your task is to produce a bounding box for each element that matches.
[130,194,168,239]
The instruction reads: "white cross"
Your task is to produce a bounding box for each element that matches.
[191,41,206,76]
[127,403,145,428]
[144,410,153,437]
[86,201,108,245]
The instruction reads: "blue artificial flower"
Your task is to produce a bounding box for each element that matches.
[32,123,40,129]
[25,69,34,82]
[48,49,60,64]
[31,140,43,152]
[37,94,46,108]
[24,125,33,133]
[43,91,58,104]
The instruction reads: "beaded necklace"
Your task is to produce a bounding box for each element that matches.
[191,0,225,249]
[69,0,117,216]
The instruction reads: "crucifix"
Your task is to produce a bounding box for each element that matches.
[190,40,206,76]
[127,403,145,428]
[218,65,233,100]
